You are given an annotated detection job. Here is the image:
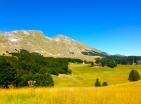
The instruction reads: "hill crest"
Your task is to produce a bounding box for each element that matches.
[0,30,102,61]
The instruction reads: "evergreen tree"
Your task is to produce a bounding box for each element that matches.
[128,70,140,81]
[94,78,101,87]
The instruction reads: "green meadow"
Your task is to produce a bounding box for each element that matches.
[53,63,141,87]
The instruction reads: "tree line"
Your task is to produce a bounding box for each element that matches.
[0,49,83,88]
[92,55,141,68]
[108,55,141,65]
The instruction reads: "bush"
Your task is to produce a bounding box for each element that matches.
[90,62,94,67]
[102,82,108,86]
[94,78,101,87]
[34,73,54,87]
[128,69,140,81]
[107,60,117,68]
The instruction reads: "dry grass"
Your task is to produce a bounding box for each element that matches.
[0,81,141,104]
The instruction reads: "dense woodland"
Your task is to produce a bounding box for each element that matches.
[0,49,82,88]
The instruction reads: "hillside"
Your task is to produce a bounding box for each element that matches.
[0,30,103,61]
[53,63,141,87]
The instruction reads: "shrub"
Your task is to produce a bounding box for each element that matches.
[128,69,140,81]
[90,62,94,67]
[107,60,117,68]
[102,82,108,86]
[94,78,101,87]
[34,73,54,87]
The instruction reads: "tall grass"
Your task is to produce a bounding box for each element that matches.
[0,83,141,104]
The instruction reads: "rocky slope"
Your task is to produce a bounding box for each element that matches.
[0,30,103,61]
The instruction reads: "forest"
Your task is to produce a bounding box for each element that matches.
[0,49,82,88]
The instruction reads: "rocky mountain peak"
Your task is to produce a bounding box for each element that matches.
[0,30,103,61]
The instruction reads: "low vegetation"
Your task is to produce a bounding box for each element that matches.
[94,78,101,87]
[128,69,140,81]
[102,82,108,86]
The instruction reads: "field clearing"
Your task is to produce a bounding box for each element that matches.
[0,81,141,104]
[53,63,141,87]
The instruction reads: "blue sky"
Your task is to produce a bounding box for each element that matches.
[0,0,141,55]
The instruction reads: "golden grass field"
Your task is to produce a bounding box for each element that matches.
[0,82,141,104]
[0,63,141,104]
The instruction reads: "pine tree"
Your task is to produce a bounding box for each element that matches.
[128,69,140,81]
[95,78,101,87]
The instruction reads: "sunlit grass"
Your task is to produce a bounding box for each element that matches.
[0,81,141,104]
[53,63,141,87]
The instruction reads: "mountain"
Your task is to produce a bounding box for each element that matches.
[0,30,104,61]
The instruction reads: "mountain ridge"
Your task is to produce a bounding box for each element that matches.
[0,30,103,61]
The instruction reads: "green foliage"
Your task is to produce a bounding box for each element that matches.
[104,56,141,65]
[95,55,141,67]
[95,58,107,67]
[0,49,81,88]
[90,62,94,67]
[94,78,101,87]
[107,60,117,68]
[95,58,117,68]
[33,73,54,87]
[0,56,16,88]
[128,70,140,81]
[102,82,108,86]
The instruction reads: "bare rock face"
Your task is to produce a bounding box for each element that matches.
[0,30,103,61]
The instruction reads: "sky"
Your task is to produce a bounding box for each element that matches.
[0,0,141,55]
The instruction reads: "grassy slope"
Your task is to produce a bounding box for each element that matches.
[53,63,141,87]
[0,64,141,104]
